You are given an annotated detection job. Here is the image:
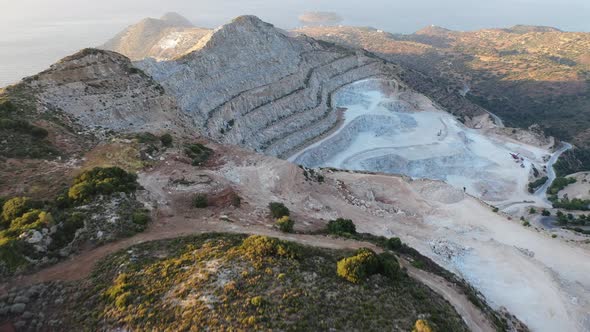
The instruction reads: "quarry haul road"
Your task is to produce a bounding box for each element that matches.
[534,142,573,203]
[0,215,495,332]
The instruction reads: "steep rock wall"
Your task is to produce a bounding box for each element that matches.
[138,15,402,157]
[27,49,187,134]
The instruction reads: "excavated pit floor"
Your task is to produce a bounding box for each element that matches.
[290,78,553,209]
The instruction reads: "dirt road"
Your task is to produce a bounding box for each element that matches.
[400,258,496,332]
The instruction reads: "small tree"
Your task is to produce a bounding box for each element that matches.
[268,202,289,218]
[327,218,356,235]
[529,207,536,214]
[412,319,433,332]
[337,248,380,283]
[385,237,402,251]
[275,216,294,233]
[193,194,208,208]
[378,252,401,279]
[160,133,173,147]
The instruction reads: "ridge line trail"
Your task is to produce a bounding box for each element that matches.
[0,216,381,290]
[0,214,495,332]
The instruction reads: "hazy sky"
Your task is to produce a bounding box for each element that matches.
[2,0,590,33]
[1,0,589,86]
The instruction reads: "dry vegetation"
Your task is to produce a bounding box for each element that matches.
[10,233,467,331]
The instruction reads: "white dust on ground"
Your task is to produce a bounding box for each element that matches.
[291,78,553,209]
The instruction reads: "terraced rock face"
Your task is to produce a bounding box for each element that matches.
[137,15,401,157]
[25,48,187,134]
[101,12,211,61]
[292,78,553,206]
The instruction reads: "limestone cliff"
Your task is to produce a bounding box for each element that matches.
[137,15,403,157]
[25,48,187,134]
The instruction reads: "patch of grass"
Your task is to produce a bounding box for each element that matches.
[184,143,213,166]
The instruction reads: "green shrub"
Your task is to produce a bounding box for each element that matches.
[50,212,85,249]
[184,143,213,166]
[385,237,402,251]
[10,210,49,230]
[0,239,27,271]
[327,218,356,235]
[548,177,576,195]
[528,176,548,193]
[336,248,380,283]
[411,259,425,269]
[276,216,294,233]
[412,319,434,332]
[0,118,47,140]
[105,273,133,309]
[268,202,289,218]
[132,211,150,225]
[529,208,536,214]
[541,209,551,216]
[378,252,401,279]
[160,133,173,147]
[0,100,16,115]
[193,194,208,208]
[68,182,94,203]
[1,197,31,223]
[231,194,241,207]
[68,167,138,203]
[250,296,265,307]
[552,197,590,211]
[135,132,158,143]
[240,235,298,260]
[30,126,48,139]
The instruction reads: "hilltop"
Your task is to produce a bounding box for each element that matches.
[101,13,211,60]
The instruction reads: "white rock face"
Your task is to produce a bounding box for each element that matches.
[27,49,188,134]
[101,13,211,61]
[137,15,401,157]
[292,78,553,206]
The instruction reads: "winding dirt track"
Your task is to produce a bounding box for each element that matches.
[1,212,495,332]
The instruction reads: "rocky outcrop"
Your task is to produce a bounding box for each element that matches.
[137,15,402,157]
[101,13,211,60]
[25,48,188,134]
